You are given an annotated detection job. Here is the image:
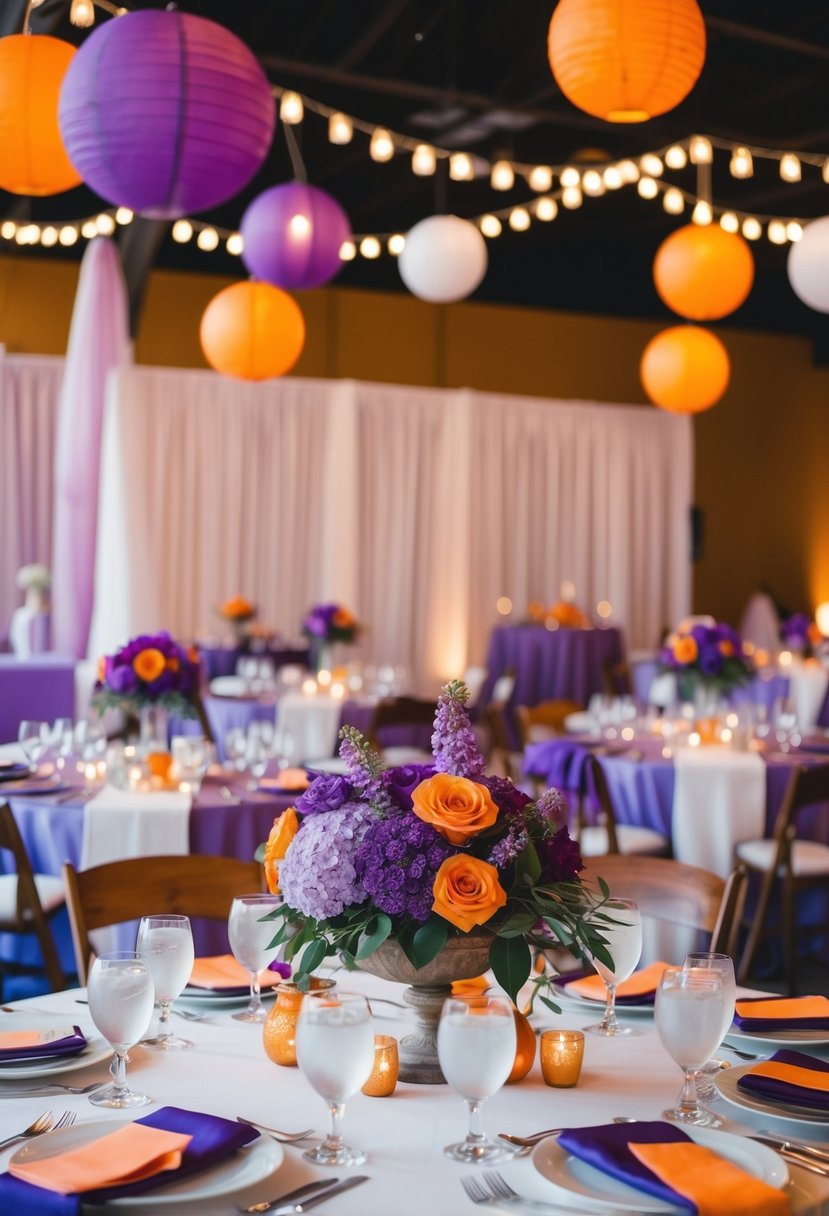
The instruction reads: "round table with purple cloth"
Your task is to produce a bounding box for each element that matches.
[196,641,310,680]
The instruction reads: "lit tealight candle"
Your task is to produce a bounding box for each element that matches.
[560,580,576,603]
[317,668,332,688]
[361,1034,398,1097]
[330,682,346,700]
[540,1029,584,1088]
[83,762,98,783]
[779,650,793,668]
[301,677,318,696]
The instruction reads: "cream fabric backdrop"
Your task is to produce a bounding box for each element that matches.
[87,367,692,691]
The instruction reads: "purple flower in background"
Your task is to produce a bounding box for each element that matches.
[267,960,292,979]
[697,646,724,677]
[355,813,453,922]
[278,802,376,920]
[480,774,532,818]
[382,763,437,810]
[108,663,137,695]
[781,613,812,649]
[537,826,584,884]
[489,825,530,869]
[295,774,354,815]
[534,787,567,827]
[431,680,485,779]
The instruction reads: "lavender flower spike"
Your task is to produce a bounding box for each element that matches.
[431,679,485,779]
[338,725,390,807]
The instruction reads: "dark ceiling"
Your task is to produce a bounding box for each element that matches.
[7,0,829,354]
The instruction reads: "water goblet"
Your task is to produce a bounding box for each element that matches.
[272,726,295,771]
[86,951,155,1108]
[136,914,196,1050]
[17,720,49,773]
[51,717,75,772]
[654,965,724,1127]
[583,898,643,1036]
[295,991,374,1166]
[436,995,517,1163]
[683,951,736,1099]
[227,893,283,1022]
[224,727,248,773]
[245,733,269,791]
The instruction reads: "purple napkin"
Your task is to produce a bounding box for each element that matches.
[0,1106,259,1216]
[551,968,655,1006]
[0,764,32,783]
[732,996,829,1031]
[0,1027,87,1063]
[737,1048,829,1111]
[558,1121,696,1210]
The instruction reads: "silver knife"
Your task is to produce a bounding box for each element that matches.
[244,1174,368,1215]
[753,1133,829,1166]
[240,1179,342,1214]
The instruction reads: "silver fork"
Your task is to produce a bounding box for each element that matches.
[0,1111,75,1153]
[52,1111,77,1132]
[461,1172,645,1215]
[235,1116,315,1142]
[0,1081,106,1097]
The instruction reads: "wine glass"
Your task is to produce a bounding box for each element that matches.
[295,991,374,1166]
[227,893,283,1022]
[436,995,517,1163]
[51,717,75,772]
[86,951,155,1108]
[136,914,195,1050]
[272,725,295,772]
[654,965,724,1128]
[245,732,269,791]
[224,727,248,773]
[583,898,643,1036]
[683,952,736,1098]
[17,720,49,773]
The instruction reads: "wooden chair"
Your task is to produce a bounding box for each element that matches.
[601,658,634,698]
[481,702,524,783]
[735,762,829,993]
[366,695,436,766]
[515,699,583,747]
[0,803,66,995]
[575,755,670,857]
[580,854,748,958]
[63,854,262,984]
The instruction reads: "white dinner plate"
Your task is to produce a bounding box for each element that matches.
[0,1013,112,1079]
[532,1124,788,1212]
[209,676,251,698]
[725,1025,829,1052]
[564,712,599,735]
[549,987,655,1017]
[178,987,278,1009]
[10,1119,283,1209]
[715,1062,829,1129]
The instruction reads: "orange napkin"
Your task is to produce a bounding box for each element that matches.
[747,1059,829,1094]
[259,769,309,792]
[735,995,829,1021]
[565,961,669,1002]
[0,1029,70,1050]
[188,954,282,991]
[10,1124,192,1195]
[451,975,490,996]
[629,1141,791,1216]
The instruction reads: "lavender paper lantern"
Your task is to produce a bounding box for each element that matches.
[58,9,275,219]
[240,183,351,290]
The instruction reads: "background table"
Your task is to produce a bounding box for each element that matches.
[0,654,75,743]
[196,642,310,680]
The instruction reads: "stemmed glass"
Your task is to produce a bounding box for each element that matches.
[51,718,75,773]
[654,965,724,1127]
[136,914,195,1050]
[436,995,517,1163]
[17,720,49,774]
[86,951,155,1108]
[227,893,283,1022]
[295,991,374,1166]
[683,951,736,1098]
[272,725,295,772]
[245,733,269,791]
[584,897,643,1036]
[225,727,248,774]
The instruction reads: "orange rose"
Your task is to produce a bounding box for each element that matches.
[332,606,354,629]
[411,773,499,845]
[263,808,299,895]
[132,647,166,682]
[673,636,698,664]
[432,855,507,932]
[97,656,105,681]
[222,596,254,619]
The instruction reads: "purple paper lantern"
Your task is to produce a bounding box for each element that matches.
[240,182,351,289]
[58,9,275,219]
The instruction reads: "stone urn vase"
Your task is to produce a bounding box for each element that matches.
[358,931,493,1084]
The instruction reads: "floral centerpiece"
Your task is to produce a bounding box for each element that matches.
[660,618,754,702]
[16,563,51,612]
[217,596,257,643]
[302,602,360,670]
[261,681,609,1010]
[527,600,589,628]
[92,631,201,718]
[780,612,822,656]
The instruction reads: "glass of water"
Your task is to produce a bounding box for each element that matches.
[136,914,195,1050]
[583,898,643,1036]
[227,893,283,1022]
[655,965,724,1127]
[683,951,736,1098]
[436,995,517,1163]
[87,952,155,1108]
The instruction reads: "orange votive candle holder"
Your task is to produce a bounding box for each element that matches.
[361,1034,398,1097]
[540,1029,584,1088]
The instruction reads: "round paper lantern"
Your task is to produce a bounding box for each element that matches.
[398,215,488,303]
[59,9,275,218]
[0,35,81,196]
[654,224,754,320]
[548,0,706,123]
[640,326,729,414]
[200,282,305,381]
[787,216,829,313]
[240,183,350,290]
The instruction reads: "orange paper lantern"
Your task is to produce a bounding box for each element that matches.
[0,34,82,196]
[640,326,729,414]
[654,225,754,320]
[548,0,706,123]
[200,281,305,381]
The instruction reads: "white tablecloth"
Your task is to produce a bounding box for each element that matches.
[81,785,191,869]
[789,662,829,732]
[276,693,344,763]
[673,747,766,877]
[2,972,828,1215]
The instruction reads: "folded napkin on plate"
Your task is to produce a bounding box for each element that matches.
[558,1121,791,1215]
[0,1106,258,1216]
[0,1026,86,1062]
[259,768,309,792]
[733,995,829,1031]
[187,954,287,994]
[10,1122,191,1194]
[737,1048,829,1111]
[555,961,669,1005]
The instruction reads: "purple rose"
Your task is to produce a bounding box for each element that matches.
[382,763,436,810]
[295,774,354,815]
[538,826,584,884]
[108,664,137,695]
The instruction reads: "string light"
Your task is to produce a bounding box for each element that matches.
[226,232,244,255]
[528,165,553,192]
[787,221,803,242]
[767,219,788,244]
[779,153,801,182]
[692,199,713,225]
[369,128,394,162]
[339,239,356,260]
[172,219,193,243]
[663,187,685,215]
[196,227,219,251]
[617,159,640,183]
[581,169,605,196]
[59,226,78,246]
[637,176,658,199]
[328,112,353,145]
[535,196,558,221]
[664,144,688,170]
[720,211,740,233]
[689,136,713,164]
[730,146,753,178]
[279,91,304,124]
[387,233,405,255]
[411,144,436,176]
[559,166,580,188]
[0,221,15,240]
[69,0,94,27]
[561,185,582,209]
[509,207,530,231]
[742,216,762,240]
[95,213,116,236]
[81,220,97,239]
[40,226,58,247]
[491,159,515,191]
[115,207,133,225]
[479,214,502,238]
[640,153,663,177]
[602,165,624,190]
[360,236,381,259]
[449,152,474,180]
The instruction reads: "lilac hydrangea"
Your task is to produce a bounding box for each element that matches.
[278,803,376,919]
[295,774,353,815]
[382,763,436,811]
[431,680,485,779]
[355,813,453,922]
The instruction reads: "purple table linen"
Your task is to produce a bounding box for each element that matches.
[197,642,310,680]
[0,655,75,743]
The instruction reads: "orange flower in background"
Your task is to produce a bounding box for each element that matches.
[221,596,255,620]
[432,854,507,932]
[166,656,180,672]
[412,773,499,845]
[528,600,546,622]
[718,640,735,657]
[132,647,166,682]
[146,752,173,782]
[97,656,106,681]
[673,635,698,665]
[263,808,299,895]
[451,975,490,997]
[331,606,355,629]
[549,601,589,629]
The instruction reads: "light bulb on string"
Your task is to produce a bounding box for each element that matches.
[528,165,552,192]
[370,128,395,162]
[69,0,95,27]
[535,196,558,221]
[449,152,474,180]
[491,160,514,191]
[279,91,304,124]
[509,207,530,231]
[730,146,753,178]
[0,221,15,239]
[640,153,663,177]
[360,236,381,259]
[665,144,688,170]
[637,176,658,199]
[226,233,244,255]
[340,239,356,261]
[328,112,353,145]
[719,211,739,234]
[742,216,762,241]
[559,165,580,188]
[60,226,78,246]
[41,226,58,247]
[480,214,502,238]
[602,165,623,190]
[689,136,713,164]
[692,199,713,225]
[780,153,801,182]
[581,169,605,196]
[81,220,97,239]
[197,227,219,251]
[96,213,116,236]
[561,185,582,209]
[767,220,787,245]
[663,187,684,215]
[787,221,803,242]
[617,159,640,183]
[115,207,133,225]
[172,220,193,243]
[411,144,436,175]
[387,233,405,255]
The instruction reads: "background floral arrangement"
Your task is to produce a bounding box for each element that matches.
[302,601,360,645]
[92,631,201,717]
[217,596,256,623]
[660,619,754,694]
[780,612,822,654]
[261,680,609,1005]
[527,600,589,628]
[16,563,51,592]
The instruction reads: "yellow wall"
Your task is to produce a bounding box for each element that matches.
[2,252,824,627]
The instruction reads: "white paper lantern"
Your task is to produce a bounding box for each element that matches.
[398,214,488,302]
[787,216,829,312]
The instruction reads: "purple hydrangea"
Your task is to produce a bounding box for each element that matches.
[537,826,584,885]
[278,802,376,920]
[382,763,436,811]
[431,681,485,779]
[355,813,453,922]
[295,774,354,815]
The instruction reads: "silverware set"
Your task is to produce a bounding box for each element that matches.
[461,1169,651,1215]
[239,1174,368,1214]
[0,1109,76,1153]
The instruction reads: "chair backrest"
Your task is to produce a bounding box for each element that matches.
[488,669,516,706]
[515,699,583,749]
[601,659,633,698]
[582,754,620,853]
[772,762,829,853]
[63,853,262,984]
[579,854,747,956]
[366,696,436,748]
[0,803,65,991]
